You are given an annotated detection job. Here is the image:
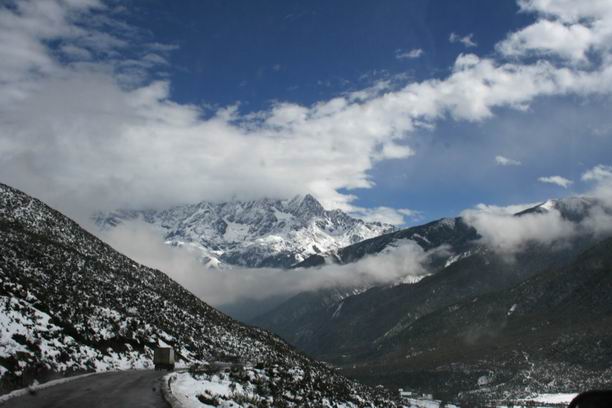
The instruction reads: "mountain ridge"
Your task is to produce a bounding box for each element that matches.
[95,194,394,269]
[295,196,608,269]
[344,235,612,402]
[252,195,612,401]
[0,182,396,405]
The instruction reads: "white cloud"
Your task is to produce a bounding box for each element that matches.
[395,48,424,60]
[582,164,612,181]
[449,32,477,48]
[498,20,594,61]
[463,205,575,254]
[463,171,612,254]
[97,168,612,305]
[498,0,612,62]
[495,155,522,166]
[517,0,612,23]
[2,0,612,224]
[582,164,612,204]
[98,221,436,305]
[538,175,573,188]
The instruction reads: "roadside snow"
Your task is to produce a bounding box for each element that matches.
[169,367,365,408]
[400,397,451,408]
[170,372,252,408]
[0,295,153,380]
[526,393,578,404]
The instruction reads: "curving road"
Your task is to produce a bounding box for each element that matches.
[3,370,169,408]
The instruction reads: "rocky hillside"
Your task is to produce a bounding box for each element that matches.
[255,241,590,360]
[251,196,612,403]
[252,217,481,329]
[95,194,393,268]
[345,236,612,403]
[0,183,396,406]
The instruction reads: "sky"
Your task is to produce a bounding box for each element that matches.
[1,0,612,226]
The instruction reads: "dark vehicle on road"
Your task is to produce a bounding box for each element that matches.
[153,347,175,371]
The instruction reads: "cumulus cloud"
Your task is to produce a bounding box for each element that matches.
[395,48,424,60]
[3,0,612,226]
[498,0,612,62]
[449,32,477,47]
[583,164,612,203]
[538,175,573,188]
[495,155,522,166]
[463,165,612,254]
[582,164,612,182]
[463,205,575,254]
[465,198,612,255]
[498,19,594,61]
[98,221,435,305]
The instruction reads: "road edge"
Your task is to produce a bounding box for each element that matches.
[161,372,183,408]
[0,372,99,405]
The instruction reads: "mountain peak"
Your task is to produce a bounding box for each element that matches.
[95,194,393,268]
[516,196,603,223]
[287,193,325,218]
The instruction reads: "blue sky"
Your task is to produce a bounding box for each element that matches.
[1,0,612,226]
[129,0,530,109]
[128,0,607,223]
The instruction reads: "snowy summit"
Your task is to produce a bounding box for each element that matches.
[95,194,393,268]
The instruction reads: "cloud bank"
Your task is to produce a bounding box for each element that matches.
[2,0,612,225]
[463,164,612,254]
[94,164,612,305]
[98,221,435,305]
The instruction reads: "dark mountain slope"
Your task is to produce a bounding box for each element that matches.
[296,197,607,270]
[0,183,395,406]
[255,238,593,360]
[294,216,479,268]
[343,237,612,401]
[256,197,609,356]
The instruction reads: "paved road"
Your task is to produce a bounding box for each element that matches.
[4,370,170,408]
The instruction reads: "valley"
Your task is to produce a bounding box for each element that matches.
[3,1,612,405]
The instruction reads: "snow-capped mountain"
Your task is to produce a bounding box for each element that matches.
[0,182,397,405]
[95,194,393,268]
[297,195,611,269]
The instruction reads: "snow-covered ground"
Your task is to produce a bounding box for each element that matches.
[0,295,153,379]
[510,392,578,406]
[0,183,398,405]
[490,392,580,408]
[526,393,578,404]
[168,364,377,408]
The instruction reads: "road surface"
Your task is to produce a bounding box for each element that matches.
[3,370,170,408]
